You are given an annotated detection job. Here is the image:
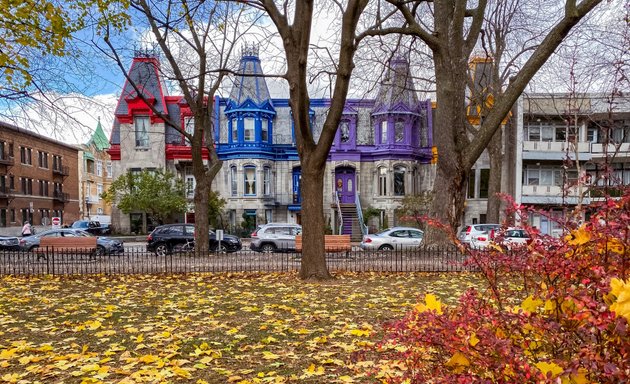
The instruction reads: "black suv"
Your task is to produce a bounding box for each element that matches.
[146,224,242,256]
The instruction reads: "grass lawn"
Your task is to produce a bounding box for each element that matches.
[0,272,483,383]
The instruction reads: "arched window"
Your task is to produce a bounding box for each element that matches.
[395,119,405,143]
[244,166,256,195]
[381,120,388,144]
[378,167,387,196]
[394,166,406,196]
[230,166,237,196]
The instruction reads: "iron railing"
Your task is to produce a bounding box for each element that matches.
[0,246,476,276]
[354,193,368,236]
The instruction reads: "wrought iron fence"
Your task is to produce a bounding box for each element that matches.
[0,246,475,276]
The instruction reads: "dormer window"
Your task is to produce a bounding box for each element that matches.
[135,116,150,147]
[184,117,194,145]
[380,120,388,144]
[244,118,255,142]
[340,121,350,143]
[231,119,238,142]
[395,119,404,143]
[262,118,269,142]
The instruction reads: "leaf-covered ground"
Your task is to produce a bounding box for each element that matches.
[0,272,481,383]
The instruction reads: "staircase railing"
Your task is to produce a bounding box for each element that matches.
[355,193,368,236]
[334,191,343,234]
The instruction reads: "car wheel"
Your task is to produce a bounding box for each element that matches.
[155,243,169,257]
[212,243,227,253]
[260,243,276,253]
[95,245,105,257]
[378,244,394,251]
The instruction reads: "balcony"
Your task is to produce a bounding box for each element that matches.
[52,165,70,176]
[591,143,630,158]
[521,184,590,205]
[522,141,592,161]
[0,155,14,166]
[53,191,69,203]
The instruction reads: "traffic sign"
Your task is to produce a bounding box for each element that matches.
[52,217,61,228]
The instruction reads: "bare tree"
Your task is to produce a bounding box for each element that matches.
[247,0,371,280]
[97,0,264,250]
[375,0,605,242]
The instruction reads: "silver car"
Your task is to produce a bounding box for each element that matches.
[458,224,501,244]
[250,223,302,252]
[360,227,424,251]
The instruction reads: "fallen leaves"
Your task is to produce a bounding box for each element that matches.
[0,272,481,382]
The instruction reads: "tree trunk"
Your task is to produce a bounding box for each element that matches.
[486,128,503,223]
[299,166,332,280]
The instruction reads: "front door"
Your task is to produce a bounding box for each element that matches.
[335,167,356,204]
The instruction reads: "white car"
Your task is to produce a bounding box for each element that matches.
[360,227,423,251]
[470,228,532,249]
[458,224,501,244]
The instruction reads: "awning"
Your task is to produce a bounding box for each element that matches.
[288,205,302,211]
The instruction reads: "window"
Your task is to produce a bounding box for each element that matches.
[381,120,388,144]
[230,166,237,196]
[184,116,194,145]
[263,167,271,196]
[10,209,15,223]
[587,127,597,143]
[395,119,405,143]
[231,119,238,142]
[9,175,14,190]
[244,166,256,195]
[134,116,150,147]
[394,166,405,196]
[106,162,112,178]
[468,171,476,198]
[97,184,103,200]
[21,178,33,195]
[20,147,32,165]
[186,176,195,198]
[97,208,103,215]
[378,167,387,196]
[244,118,255,142]
[38,180,48,196]
[38,151,48,168]
[340,121,350,143]
[262,118,269,142]
[265,209,273,224]
[479,169,490,198]
[96,160,103,177]
[52,155,62,171]
[526,168,540,185]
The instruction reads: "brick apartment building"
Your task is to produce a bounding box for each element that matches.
[0,121,80,230]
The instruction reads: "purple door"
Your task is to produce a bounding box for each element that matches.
[335,168,355,204]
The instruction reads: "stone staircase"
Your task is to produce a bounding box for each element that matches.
[339,204,363,242]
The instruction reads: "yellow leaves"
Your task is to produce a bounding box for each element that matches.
[536,361,563,378]
[609,278,630,321]
[300,363,325,378]
[468,333,480,347]
[566,225,591,246]
[94,330,116,338]
[414,293,443,314]
[445,352,470,373]
[521,295,544,314]
[262,351,280,360]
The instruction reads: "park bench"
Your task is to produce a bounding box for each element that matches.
[39,236,98,258]
[295,234,352,256]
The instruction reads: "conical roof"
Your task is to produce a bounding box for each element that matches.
[228,44,272,107]
[88,118,110,151]
[373,57,419,113]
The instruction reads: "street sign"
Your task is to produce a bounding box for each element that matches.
[52,217,61,228]
[216,230,224,241]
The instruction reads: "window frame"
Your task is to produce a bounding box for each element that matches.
[134,116,150,148]
[244,166,257,196]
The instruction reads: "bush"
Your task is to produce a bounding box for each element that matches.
[379,195,630,383]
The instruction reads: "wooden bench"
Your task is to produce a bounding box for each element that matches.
[295,235,352,255]
[39,236,98,257]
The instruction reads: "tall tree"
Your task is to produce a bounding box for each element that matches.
[380,0,605,242]
[251,0,370,279]
[97,1,263,251]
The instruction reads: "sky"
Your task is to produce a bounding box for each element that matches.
[2,0,628,146]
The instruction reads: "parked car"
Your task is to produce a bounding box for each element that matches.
[360,227,424,251]
[458,224,501,245]
[71,220,111,235]
[0,236,20,251]
[18,228,124,255]
[146,224,242,256]
[470,227,533,249]
[250,223,302,253]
